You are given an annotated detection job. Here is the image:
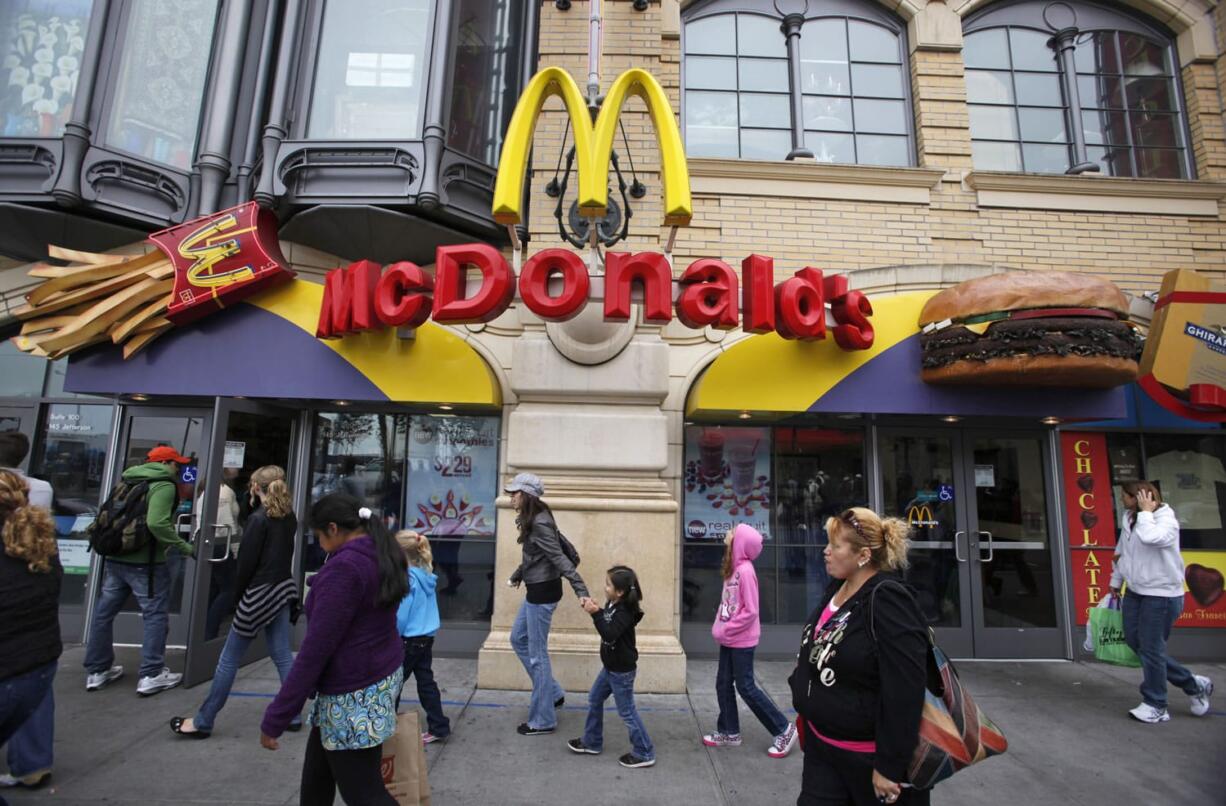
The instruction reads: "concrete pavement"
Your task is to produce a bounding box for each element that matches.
[3,645,1223,805]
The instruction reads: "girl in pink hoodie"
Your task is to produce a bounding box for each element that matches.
[703,524,798,758]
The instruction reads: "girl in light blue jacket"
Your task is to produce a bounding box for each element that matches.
[1110,481,1213,723]
[395,531,451,743]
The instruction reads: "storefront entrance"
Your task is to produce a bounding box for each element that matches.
[879,429,1067,658]
[183,399,298,686]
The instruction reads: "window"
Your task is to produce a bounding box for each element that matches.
[447,0,525,165]
[682,1,911,165]
[103,0,218,169]
[308,0,433,140]
[0,0,94,138]
[964,0,1190,178]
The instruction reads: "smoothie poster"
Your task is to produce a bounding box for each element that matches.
[406,415,498,537]
[683,425,772,541]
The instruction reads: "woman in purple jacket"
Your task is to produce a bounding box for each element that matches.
[259,494,408,806]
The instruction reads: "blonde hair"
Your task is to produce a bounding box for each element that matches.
[825,506,911,572]
[251,465,293,519]
[395,530,434,572]
[0,470,57,574]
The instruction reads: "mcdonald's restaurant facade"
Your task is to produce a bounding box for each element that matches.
[2,0,1226,693]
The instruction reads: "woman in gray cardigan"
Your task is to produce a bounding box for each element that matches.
[505,473,589,736]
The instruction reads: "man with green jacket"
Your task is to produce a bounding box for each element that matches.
[84,446,195,696]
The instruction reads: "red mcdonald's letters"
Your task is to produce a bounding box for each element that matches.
[315,244,875,350]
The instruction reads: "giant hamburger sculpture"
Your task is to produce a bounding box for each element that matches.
[918,272,1140,388]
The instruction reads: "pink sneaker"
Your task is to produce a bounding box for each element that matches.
[422,732,444,745]
[702,732,742,747]
[768,723,798,758]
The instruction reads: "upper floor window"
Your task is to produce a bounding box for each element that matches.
[103,0,219,169]
[682,0,913,166]
[308,0,432,140]
[0,0,95,138]
[447,0,525,165]
[964,0,1191,178]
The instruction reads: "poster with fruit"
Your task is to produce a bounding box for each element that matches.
[406,416,497,537]
[683,425,772,541]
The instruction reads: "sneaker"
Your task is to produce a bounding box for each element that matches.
[768,723,798,758]
[567,738,601,755]
[516,722,555,736]
[1128,703,1170,723]
[618,753,655,768]
[136,668,182,697]
[85,665,124,691]
[0,770,50,789]
[1190,675,1214,717]
[702,732,742,747]
[421,732,446,745]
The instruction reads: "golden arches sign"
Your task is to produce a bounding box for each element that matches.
[491,66,692,228]
[907,504,937,528]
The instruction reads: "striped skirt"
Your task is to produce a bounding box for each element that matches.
[232,578,298,638]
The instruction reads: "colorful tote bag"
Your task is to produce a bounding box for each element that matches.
[871,581,1008,790]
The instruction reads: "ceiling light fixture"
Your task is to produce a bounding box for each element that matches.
[737,410,752,420]
[941,415,961,423]
[439,404,454,411]
[130,393,148,402]
[1041,416,1061,426]
[334,400,350,407]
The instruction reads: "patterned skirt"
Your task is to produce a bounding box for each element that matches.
[309,668,403,751]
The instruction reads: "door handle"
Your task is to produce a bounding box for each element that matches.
[978,530,994,562]
[207,524,233,564]
[953,530,967,563]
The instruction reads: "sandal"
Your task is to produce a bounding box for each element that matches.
[169,716,211,739]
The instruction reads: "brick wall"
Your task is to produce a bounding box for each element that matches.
[526,1,1226,299]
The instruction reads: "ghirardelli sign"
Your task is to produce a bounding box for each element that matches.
[1139,268,1226,421]
[149,201,294,325]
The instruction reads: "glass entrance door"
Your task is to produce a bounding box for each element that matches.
[879,428,1066,658]
[100,408,211,647]
[183,398,297,687]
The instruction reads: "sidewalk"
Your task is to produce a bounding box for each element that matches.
[4,646,1223,805]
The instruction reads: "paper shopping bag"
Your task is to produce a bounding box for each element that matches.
[1090,602,1140,667]
[381,711,431,805]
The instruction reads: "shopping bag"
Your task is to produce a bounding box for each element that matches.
[381,710,431,806]
[1083,592,1117,653]
[1089,596,1140,667]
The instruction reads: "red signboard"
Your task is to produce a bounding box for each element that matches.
[150,202,294,325]
[315,246,875,348]
[1061,432,1117,625]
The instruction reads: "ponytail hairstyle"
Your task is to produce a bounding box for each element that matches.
[395,530,434,572]
[251,465,293,519]
[309,494,407,608]
[0,470,57,574]
[515,493,554,544]
[825,506,912,572]
[607,565,643,617]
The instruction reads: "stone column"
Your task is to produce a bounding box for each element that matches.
[476,304,688,693]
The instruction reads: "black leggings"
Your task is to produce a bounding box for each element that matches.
[300,726,396,806]
[797,735,931,806]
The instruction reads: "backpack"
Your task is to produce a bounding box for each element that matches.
[88,480,153,557]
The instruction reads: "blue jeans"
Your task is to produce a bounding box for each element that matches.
[85,561,171,679]
[4,680,53,777]
[510,599,564,730]
[1122,592,1199,709]
[398,636,450,738]
[716,645,787,737]
[0,662,56,753]
[582,668,654,760]
[194,605,296,732]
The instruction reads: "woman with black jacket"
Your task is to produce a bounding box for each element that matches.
[789,507,930,806]
[504,472,590,736]
[0,470,61,784]
[171,465,300,738]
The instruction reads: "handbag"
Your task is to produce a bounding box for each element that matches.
[1089,594,1140,668]
[870,580,1008,790]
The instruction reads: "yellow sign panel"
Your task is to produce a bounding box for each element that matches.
[907,504,937,528]
[492,67,692,228]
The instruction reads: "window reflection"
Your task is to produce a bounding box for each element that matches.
[104,0,217,168]
[447,0,523,164]
[0,0,93,137]
[309,0,431,139]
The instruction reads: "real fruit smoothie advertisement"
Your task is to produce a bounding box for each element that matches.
[683,425,772,541]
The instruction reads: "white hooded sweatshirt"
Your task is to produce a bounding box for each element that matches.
[1110,504,1184,598]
